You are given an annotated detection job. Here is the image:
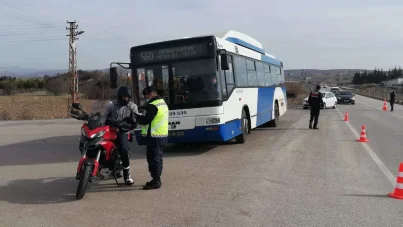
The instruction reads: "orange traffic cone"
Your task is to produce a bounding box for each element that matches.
[389,163,403,199]
[383,99,388,111]
[344,111,349,121]
[356,125,369,142]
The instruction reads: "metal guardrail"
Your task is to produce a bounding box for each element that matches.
[351,89,403,105]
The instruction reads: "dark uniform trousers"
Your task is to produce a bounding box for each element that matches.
[117,133,130,168]
[147,145,164,180]
[310,108,320,127]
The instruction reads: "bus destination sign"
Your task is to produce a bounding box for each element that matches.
[133,43,209,64]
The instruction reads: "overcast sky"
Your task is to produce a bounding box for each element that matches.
[0,0,402,70]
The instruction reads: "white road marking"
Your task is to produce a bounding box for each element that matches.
[335,108,396,186]
[355,97,403,118]
[355,99,382,110]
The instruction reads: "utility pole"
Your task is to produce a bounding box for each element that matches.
[66,21,84,115]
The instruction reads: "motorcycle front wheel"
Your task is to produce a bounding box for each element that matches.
[75,165,92,200]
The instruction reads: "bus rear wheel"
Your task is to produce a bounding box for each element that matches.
[268,103,279,127]
[235,110,248,143]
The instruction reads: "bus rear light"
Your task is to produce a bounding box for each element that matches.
[205,126,220,131]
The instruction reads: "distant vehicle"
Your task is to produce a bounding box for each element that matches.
[111,30,287,144]
[323,84,327,88]
[336,91,355,104]
[332,90,341,95]
[303,91,338,109]
[330,87,341,93]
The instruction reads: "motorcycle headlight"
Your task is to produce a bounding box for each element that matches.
[92,130,106,138]
[81,128,88,137]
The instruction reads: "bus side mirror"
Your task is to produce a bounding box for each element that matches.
[110,67,118,89]
[221,54,229,71]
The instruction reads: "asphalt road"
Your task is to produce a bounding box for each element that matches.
[1,104,403,227]
[336,94,403,180]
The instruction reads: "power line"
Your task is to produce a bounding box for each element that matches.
[0,25,60,29]
[0,0,136,47]
[0,32,65,36]
[0,0,65,27]
[0,38,65,43]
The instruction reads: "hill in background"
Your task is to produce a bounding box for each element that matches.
[1,67,360,77]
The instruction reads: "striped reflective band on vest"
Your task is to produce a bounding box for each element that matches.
[311,91,319,97]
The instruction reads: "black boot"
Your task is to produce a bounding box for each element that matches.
[143,178,161,190]
[313,125,319,129]
[309,122,312,129]
[123,167,134,185]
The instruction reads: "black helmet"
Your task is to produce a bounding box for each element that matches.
[316,85,321,90]
[117,85,131,105]
[142,85,157,96]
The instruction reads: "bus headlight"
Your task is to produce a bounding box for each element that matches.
[206,118,220,124]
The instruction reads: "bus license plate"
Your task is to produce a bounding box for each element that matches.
[169,131,184,137]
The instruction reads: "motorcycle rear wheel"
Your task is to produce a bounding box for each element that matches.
[76,165,92,200]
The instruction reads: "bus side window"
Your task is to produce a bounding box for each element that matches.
[246,59,257,86]
[222,55,235,98]
[137,68,147,106]
[264,64,272,86]
[234,56,248,86]
[271,65,279,86]
[256,62,265,86]
[280,68,285,83]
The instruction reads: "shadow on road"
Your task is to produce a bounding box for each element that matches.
[333,139,357,142]
[353,109,382,112]
[254,128,310,131]
[0,136,216,166]
[342,194,389,198]
[0,177,77,205]
[0,176,144,205]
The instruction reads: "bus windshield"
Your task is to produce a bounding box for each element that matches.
[135,58,222,109]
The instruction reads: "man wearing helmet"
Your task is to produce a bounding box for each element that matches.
[106,85,139,185]
[308,84,324,129]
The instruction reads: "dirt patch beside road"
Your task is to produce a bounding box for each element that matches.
[0,96,95,120]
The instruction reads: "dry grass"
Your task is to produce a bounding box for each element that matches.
[287,95,307,105]
[286,82,309,105]
[0,95,95,120]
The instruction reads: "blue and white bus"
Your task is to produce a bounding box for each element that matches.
[119,30,286,144]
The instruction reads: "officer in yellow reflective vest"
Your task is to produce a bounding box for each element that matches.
[136,85,169,190]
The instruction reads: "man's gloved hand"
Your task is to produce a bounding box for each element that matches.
[138,109,147,115]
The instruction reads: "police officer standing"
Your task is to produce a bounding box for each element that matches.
[136,85,169,190]
[308,85,324,129]
[390,88,396,111]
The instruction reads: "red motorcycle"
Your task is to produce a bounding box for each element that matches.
[70,101,135,200]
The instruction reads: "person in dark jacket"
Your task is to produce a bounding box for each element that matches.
[308,85,324,129]
[105,85,138,185]
[390,88,396,111]
[136,85,169,190]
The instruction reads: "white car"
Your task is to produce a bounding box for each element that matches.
[330,87,341,93]
[303,91,338,109]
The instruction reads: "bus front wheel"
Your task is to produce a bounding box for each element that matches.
[235,109,248,143]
